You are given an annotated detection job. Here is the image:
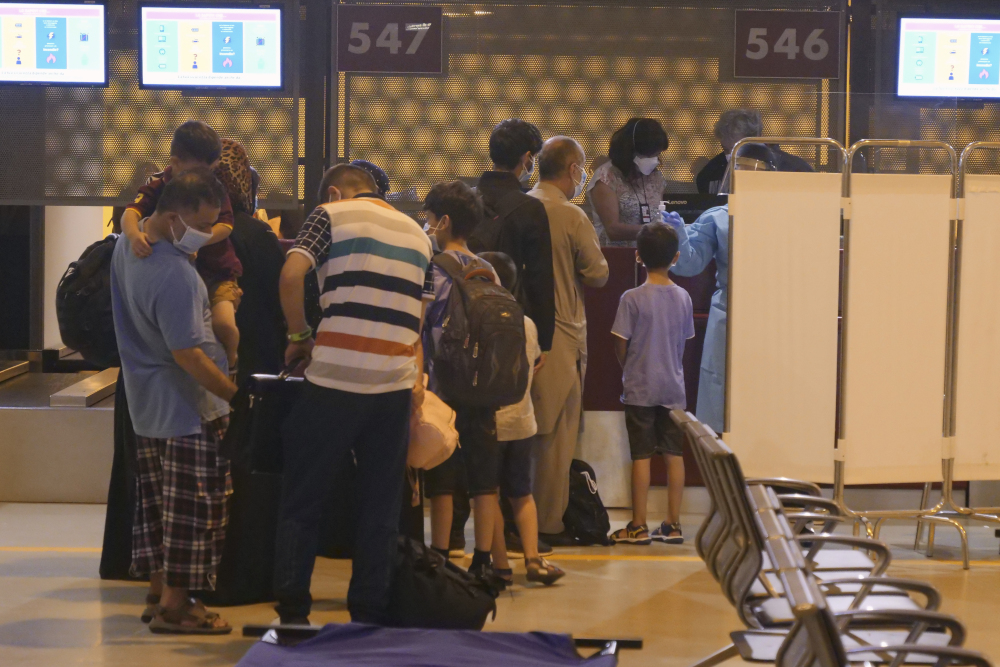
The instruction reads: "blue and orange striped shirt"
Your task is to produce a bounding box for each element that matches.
[289,195,433,394]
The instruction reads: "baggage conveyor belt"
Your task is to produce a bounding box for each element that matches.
[0,370,116,502]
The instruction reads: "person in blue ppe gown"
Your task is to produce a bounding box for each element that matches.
[661,144,776,432]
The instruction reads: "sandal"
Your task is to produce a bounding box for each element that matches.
[525,557,565,586]
[141,593,160,624]
[494,567,514,586]
[149,599,232,635]
[651,522,684,544]
[610,522,651,545]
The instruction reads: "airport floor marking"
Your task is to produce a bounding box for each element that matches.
[0,547,102,553]
[0,548,997,568]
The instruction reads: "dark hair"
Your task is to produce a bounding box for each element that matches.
[489,119,544,170]
[350,159,390,196]
[170,121,222,164]
[423,180,483,240]
[317,164,377,202]
[637,222,679,269]
[609,118,669,180]
[538,136,584,180]
[477,251,517,291]
[156,167,226,215]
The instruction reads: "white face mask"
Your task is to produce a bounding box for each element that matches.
[171,215,214,254]
[572,164,589,199]
[519,156,536,185]
[633,155,660,176]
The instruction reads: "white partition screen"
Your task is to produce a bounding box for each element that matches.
[725,171,842,482]
[954,175,1000,481]
[839,174,952,484]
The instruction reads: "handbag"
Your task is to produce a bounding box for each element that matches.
[386,537,498,630]
[220,362,305,474]
[407,379,459,470]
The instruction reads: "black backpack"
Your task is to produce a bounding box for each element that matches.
[563,459,612,546]
[386,537,498,630]
[56,234,120,368]
[469,189,532,301]
[431,253,528,408]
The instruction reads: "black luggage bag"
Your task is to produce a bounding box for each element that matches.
[199,371,304,606]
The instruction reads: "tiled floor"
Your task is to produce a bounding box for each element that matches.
[0,503,998,667]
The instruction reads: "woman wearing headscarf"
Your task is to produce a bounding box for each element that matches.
[215,139,287,385]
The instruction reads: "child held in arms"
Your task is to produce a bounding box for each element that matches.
[121,120,243,375]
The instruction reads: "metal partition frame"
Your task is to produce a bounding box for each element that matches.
[906,143,1000,560]
[834,139,972,568]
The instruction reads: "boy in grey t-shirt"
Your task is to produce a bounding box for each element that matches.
[609,222,695,546]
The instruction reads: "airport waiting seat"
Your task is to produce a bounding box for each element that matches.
[674,411,972,666]
[733,484,990,667]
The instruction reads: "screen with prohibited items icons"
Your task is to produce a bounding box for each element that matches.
[139,3,282,89]
[0,2,106,85]
[899,16,1000,98]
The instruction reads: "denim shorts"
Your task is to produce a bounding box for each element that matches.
[498,436,535,499]
[624,405,685,460]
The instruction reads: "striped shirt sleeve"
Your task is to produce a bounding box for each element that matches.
[289,207,332,267]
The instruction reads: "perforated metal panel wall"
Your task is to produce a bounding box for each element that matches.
[0,0,299,205]
[340,1,845,200]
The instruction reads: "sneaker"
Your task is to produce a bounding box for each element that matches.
[537,530,578,547]
[525,557,565,586]
[448,532,467,559]
[503,530,555,558]
[610,522,652,545]
[651,522,683,544]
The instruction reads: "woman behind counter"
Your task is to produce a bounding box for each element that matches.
[588,118,669,247]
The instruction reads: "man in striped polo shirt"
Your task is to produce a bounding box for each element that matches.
[275,164,433,625]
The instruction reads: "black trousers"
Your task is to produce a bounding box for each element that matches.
[273,382,411,623]
[99,379,144,580]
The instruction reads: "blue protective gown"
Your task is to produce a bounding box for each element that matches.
[663,205,729,433]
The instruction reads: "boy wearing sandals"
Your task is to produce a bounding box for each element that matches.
[609,222,694,546]
[478,252,565,587]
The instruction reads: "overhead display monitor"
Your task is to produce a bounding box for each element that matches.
[0,1,107,86]
[898,16,1000,98]
[139,3,282,90]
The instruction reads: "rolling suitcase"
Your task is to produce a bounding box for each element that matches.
[201,368,305,606]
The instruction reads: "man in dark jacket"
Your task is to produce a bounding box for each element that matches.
[470,119,556,357]
[451,120,557,558]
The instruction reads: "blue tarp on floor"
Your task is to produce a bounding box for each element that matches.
[237,624,618,667]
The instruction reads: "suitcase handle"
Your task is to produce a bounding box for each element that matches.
[277,358,307,381]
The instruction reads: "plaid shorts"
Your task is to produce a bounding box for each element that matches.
[131,416,232,591]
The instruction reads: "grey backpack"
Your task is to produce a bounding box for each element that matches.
[431,253,528,408]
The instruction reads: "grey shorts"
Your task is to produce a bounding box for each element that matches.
[624,405,685,460]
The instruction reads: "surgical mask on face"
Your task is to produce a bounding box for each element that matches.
[171,215,214,254]
[633,155,659,176]
[572,165,589,199]
[519,156,536,185]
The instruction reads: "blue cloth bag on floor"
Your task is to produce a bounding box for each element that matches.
[237,623,618,667]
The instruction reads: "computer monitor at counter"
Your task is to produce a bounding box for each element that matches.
[660,193,727,225]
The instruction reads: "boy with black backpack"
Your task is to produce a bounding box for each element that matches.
[422,181,528,583]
